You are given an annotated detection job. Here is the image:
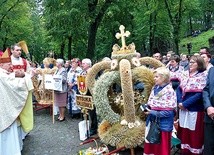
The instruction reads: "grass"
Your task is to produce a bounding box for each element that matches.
[179,29,214,54]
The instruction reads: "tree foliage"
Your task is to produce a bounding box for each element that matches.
[0,0,213,62]
[0,0,33,49]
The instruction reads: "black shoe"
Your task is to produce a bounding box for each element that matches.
[59,117,65,122]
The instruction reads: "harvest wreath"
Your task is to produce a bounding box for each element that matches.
[86,25,164,149]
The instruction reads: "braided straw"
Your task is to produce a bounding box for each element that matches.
[111,53,136,62]
[93,60,154,148]
[139,57,165,68]
[119,59,135,123]
[98,119,146,148]
[86,61,111,94]
[132,65,155,101]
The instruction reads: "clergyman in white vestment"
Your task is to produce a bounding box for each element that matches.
[0,60,34,155]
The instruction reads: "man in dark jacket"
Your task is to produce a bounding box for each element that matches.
[203,67,214,155]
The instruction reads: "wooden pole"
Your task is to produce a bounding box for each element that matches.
[130,148,135,155]
[80,136,99,145]
[52,90,55,124]
[83,108,89,139]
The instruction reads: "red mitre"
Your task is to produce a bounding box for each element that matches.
[0,48,11,63]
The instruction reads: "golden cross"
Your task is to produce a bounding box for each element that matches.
[115,25,130,48]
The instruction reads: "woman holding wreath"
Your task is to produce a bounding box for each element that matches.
[143,67,177,155]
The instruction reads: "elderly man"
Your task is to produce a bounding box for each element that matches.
[81,58,92,75]
[80,58,98,136]
[199,47,213,71]
[0,55,34,155]
[153,52,162,61]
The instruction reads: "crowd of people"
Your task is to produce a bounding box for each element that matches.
[146,48,214,155]
[1,42,214,155]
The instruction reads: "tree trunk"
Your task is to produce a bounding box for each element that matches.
[145,0,157,55]
[67,36,72,60]
[173,29,180,55]
[164,0,183,55]
[86,0,113,59]
[189,13,193,36]
[209,37,214,54]
[149,14,154,54]
[0,0,18,29]
[174,33,180,55]
[60,42,65,59]
[205,12,212,30]
[152,12,157,54]
[87,22,97,59]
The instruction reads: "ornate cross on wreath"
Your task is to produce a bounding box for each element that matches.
[115,25,130,49]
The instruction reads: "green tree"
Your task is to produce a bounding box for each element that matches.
[201,0,214,30]
[0,0,33,51]
[94,0,136,60]
[43,0,88,59]
[86,0,114,59]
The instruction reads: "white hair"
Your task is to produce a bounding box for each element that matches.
[82,58,92,67]
[102,57,111,61]
[154,67,170,83]
[56,58,64,65]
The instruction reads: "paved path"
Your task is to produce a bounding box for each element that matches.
[21,109,144,155]
[22,109,85,155]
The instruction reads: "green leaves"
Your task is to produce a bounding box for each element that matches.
[0,0,213,62]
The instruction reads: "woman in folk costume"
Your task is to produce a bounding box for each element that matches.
[54,59,68,121]
[176,55,207,155]
[144,67,177,155]
[67,58,82,116]
[167,55,185,90]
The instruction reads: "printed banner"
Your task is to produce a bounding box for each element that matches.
[76,95,93,110]
[53,74,63,91]
[77,75,88,95]
[44,74,54,90]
